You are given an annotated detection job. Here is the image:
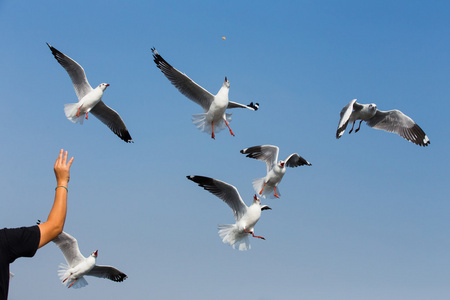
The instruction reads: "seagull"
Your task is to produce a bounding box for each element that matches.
[52,231,127,289]
[187,175,271,251]
[240,145,312,199]
[47,43,133,143]
[151,48,259,139]
[336,99,430,146]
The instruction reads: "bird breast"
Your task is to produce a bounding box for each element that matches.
[267,165,286,184]
[237,205,261,232]
[79,88,103,112]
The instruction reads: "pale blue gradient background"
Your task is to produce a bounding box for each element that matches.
[1,1,449,299]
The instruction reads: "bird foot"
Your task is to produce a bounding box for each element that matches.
[85,112,88,120]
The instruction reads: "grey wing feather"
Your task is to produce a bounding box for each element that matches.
[46,43,93,100]
[152,48,214,112]
[187,175,248,221]
[366,110,430,146]
[87,265,127,282]
[336,99,357,139]
[227,101,259,111]
[284,153,312,167]
[90,101,133,143]
[240,145,279,173]
[52,232,85,267]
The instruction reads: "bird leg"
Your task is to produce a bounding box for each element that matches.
[62,273,72,283]
[348,121,356,134]
[259,182,266,195]
[244,229,265,240]
[68,279,77,288]
[211,121,215,139]
[274,187,280,198]
[224,120,235,137]
[354,120,363,133]
[76,105,83,118]
[85,112,89,120]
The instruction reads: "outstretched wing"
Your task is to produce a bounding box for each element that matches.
[366,109,430,146]
[87,265,128,282]
[52,232,85,267]
[90,100,133,143]
[187,175,247,221]
[47,43,93,100]
[240,145,279,173]
[152,48,214,112]
[284,153,312,167]
[336,99,357,139]
[227,101,259,111]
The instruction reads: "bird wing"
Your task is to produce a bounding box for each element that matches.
[240,145,279,173]
[336,99,357,139]
[284,153,312,167]
[90,100,133,143]
[366,109,430,146]
[187,175,248,221]
[47,43,93,100]
[227,101,259,111]
[152,48,215,112]
[52,232,86,267]
[87,265,128,282]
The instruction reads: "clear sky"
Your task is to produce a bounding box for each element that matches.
[1,0,449,299]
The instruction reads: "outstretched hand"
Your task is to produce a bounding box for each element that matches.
[54,149,74,186]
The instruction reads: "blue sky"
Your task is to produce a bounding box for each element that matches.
[1,0,449,299]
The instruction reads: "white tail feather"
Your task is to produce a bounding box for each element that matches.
[252,178,280,199]
[64,103,84,124]
[191,113,232,135]
[57,263,88,288]
[218,224,251,251]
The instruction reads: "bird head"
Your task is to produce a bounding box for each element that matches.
[279,161,285,168]
[223,77,230,88]
[92,250,98,258]
[99,83,110,91]
[369,103,377,111]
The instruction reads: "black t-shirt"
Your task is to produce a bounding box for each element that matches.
[0,225,40,300]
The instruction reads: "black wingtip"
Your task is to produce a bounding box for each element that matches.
[248,102,259,111]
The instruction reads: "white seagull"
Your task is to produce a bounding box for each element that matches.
[336,99,430,146]
[152,48,259,139]
[52,231,127,289]
[187,175,271,251]
[47,43,133,143]
[240,145,312,199]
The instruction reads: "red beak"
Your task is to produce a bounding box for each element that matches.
[105,84,110,87]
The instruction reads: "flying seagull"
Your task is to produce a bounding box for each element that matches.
[240,145,312,199]
[152,48,259,139]
[47,43,133,143]
[336,99,430,146]
[52,231,127,288]
[187,175,271,251]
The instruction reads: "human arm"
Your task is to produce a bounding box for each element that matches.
[37,149,74,248]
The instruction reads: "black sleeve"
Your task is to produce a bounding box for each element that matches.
[2,225,41,263]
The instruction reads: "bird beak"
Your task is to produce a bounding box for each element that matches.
[225,76,228,82]
[94,250,98,257]
[105,84,110,87]
[280,162,285,167]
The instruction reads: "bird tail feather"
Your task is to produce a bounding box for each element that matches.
[64,103,84,124]
[252,178,280,199]
[218,224,250,251]
[57,263,88,289]
[192,113,232,135]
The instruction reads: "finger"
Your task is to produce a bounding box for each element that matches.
[62,150,68,164]
[66,157,74,168]
[55,149,63,168]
